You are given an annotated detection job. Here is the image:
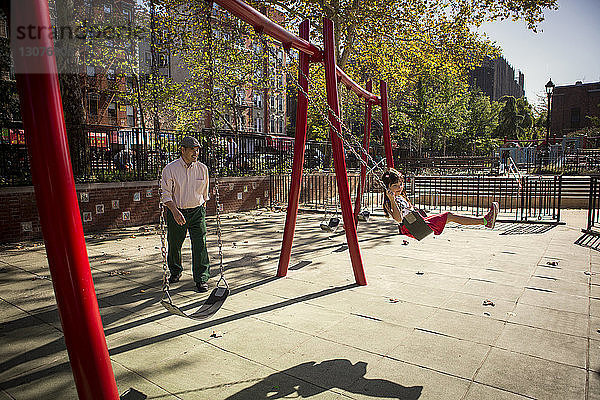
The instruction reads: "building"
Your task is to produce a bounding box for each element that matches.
[164,3,288,135]
[550,81,600,136]
[77,0,139,127]
[469,56,525,101]
[212,4,288,136]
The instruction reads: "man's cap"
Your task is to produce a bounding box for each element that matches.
[180,136,200,148]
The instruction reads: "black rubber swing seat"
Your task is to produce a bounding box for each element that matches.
[161,286,229,320]
[320,217,340,232]
[401,210,433,241]
[357,210,370,222]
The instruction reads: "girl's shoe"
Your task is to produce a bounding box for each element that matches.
[484,202,499,229]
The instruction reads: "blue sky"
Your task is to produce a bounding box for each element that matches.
[478,0,600,107]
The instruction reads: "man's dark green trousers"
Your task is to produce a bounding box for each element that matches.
[166,205,210,284]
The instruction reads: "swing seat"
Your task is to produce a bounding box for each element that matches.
[401,211,433,241]
[320,217,340,232]
[161,286,229,320]
[357,210,370,222]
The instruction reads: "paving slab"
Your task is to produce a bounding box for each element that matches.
[0,209,597,399]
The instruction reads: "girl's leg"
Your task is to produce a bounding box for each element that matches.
[446,212,484,226]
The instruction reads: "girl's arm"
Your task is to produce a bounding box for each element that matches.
[385,191,404,224]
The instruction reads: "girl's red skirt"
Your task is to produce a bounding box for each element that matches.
[399,211,449,238]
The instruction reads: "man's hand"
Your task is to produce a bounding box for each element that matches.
[164,200,186,225]
[173,209,186,225]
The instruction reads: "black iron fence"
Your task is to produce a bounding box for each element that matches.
[3,121,600,187]
[505,148,600,175]
[584,176,600,235]
[396,156,499,176]
[271,174,563,223]
[0,124,384,186]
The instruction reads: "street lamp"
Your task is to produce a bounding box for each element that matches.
[545,78,555,151]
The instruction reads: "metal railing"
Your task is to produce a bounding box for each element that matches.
[584,176,600,235]
[270,173,563,223]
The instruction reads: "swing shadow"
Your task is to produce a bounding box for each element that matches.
[0,283,357,391]
[224,359,423,399]
[575,231,600,252]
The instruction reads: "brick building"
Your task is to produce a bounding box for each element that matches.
[469,56,525,101]
[550,81,600,136]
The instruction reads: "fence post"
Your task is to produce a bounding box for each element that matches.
[379,80,394,168]
[557,175,562,222]
[323,17,366,285]
[277,20,311,277]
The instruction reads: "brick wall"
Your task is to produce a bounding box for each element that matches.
[551,81,600,136]
[0,176,272,243]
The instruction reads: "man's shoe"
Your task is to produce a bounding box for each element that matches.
[196,282,209,292]
[484,202,499,229]
[168,272,182,284]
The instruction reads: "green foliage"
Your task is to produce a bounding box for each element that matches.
[495,96,535,141]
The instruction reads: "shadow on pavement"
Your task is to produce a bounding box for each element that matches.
[498,223,557,235]
[224,359,423,399]
[574,232,600,252]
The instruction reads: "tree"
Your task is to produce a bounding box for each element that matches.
[495,96,534,141]
[463,91,499,155]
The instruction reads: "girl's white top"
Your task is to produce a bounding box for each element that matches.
[395,195,414,218]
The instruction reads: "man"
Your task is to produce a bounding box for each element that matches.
[160,136,210,292]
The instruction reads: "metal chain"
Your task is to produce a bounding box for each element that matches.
[262,40,389,191]
[219,18,386,184]
[158,183,171,300]
[208,1,228,289]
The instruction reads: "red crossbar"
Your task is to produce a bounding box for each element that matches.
[214,0,379,103]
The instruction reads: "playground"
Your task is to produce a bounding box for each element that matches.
[2,0,599,398]
[1,209,598,399]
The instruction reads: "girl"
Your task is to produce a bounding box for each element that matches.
[381,168,498,238]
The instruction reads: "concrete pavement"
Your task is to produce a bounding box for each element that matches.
[0,209,599,399]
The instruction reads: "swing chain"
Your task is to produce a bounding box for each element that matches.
[263,41,388,191]
[158,155,170,297]
[207,2,228,290]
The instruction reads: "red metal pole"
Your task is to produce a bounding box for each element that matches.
[380,80,394,168]
[277,20,310,277]
[323,18,366,286]
[11,2,119,399]
[354,80,373,224]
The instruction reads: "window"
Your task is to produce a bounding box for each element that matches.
[126,77,134,91]
[278,118,284,133]
[145,52,152,66]
[0,15,7,38]
[270,116,275,133]
[255,117,262,132]
[122,8,132,23]
[86,65,95,76]
[104,4,111,14]
[270,95,275,109]
[159,54,168,68]
[236,88,245,104]
[107,68,115,80]
[108,102,117,124]
[277,95,283,112]
[126,105,134,126]
[88,94,98,117]
[254,93,262,108]
[570,107,581,130]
